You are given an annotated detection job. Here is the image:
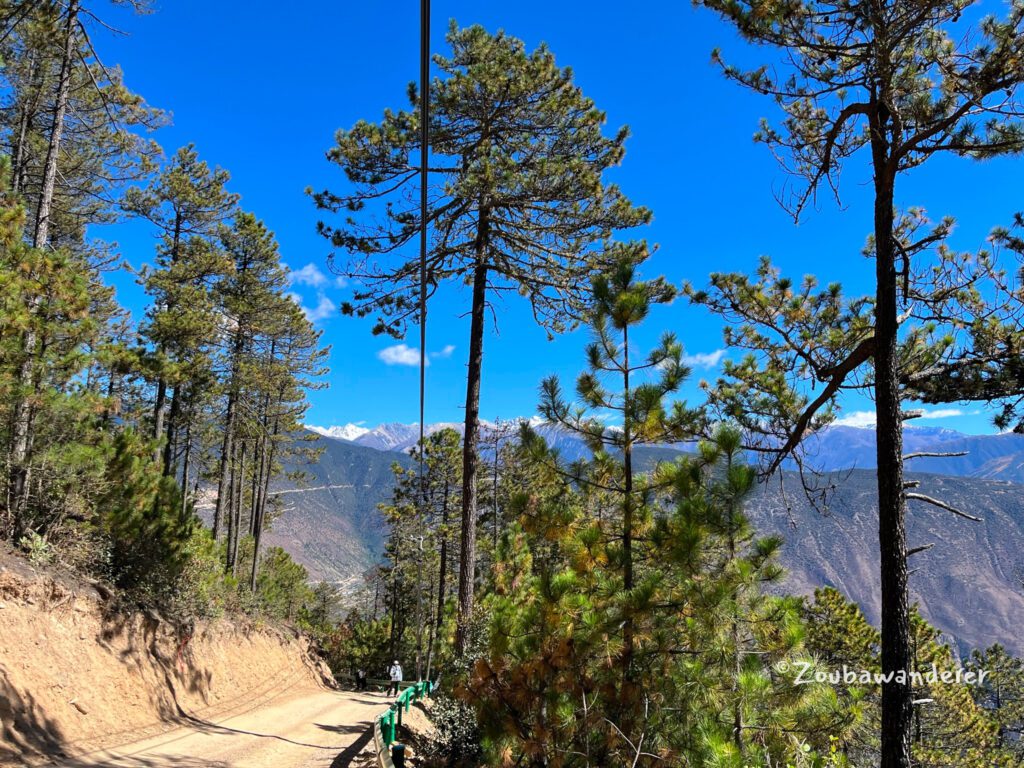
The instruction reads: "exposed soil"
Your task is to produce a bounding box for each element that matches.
[57,688,389,768]
[0,548,360,767]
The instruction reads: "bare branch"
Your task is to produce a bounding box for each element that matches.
[905,492,982,522]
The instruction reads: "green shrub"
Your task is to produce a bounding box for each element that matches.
[96,429,193,604]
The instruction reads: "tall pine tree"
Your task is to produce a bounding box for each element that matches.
[312,24,651,655]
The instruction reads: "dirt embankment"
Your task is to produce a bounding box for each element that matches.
[0,551,335,766]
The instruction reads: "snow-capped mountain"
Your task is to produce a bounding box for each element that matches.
[307,423,371,442]
[790,425,1024,481]
[307,418,583,455]
[306,420,1024,483]
[308,421,470,452]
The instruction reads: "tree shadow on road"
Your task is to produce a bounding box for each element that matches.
[329,724,374,767]
[0,665,67,763]
[44,754,231,767]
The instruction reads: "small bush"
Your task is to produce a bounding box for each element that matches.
[423,694,483,767]
[18,532,52,565]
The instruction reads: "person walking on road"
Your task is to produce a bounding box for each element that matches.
[355,667,367,691]
[387,660,403,696]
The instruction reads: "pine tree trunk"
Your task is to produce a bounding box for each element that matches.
[456,253,488,657]
[31,0,76,249]
[161,386,180,477]
[8,0,78,537]
[179,419,192,522]
[213,393,236,541]
[728,474,743,751]
[871,110,912,768]
[389,566,400,660]
[229,441,246,575]
[152,216,182,463]
[492,443,500,551]
[437,479,449,630]
[425,577,437,682]
[250,385,272,539]
[250,413,279,592]
[213,331,244,540]
[224,443,236,572]
[249,447,262,537]
[620,324,637,733]
[11,49,41,196]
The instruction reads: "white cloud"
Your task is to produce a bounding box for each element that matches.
[306,296,335,322]
[288,263,328,288]
[834,407,971,428]
[833,410,878,428]
[919,408,967,420]
[430,344,456,360]
[287,292,334,323]
[682,349,726,368]
[379,344,425,367]
[335,275,349,288]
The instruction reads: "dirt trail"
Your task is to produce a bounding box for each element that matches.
[0,551,382,767]
[43,687,385,768]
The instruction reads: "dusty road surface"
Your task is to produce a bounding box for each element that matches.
[53,688,385,768]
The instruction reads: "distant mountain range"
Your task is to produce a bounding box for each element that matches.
[281,423,1024,654]
[308,419,591,458]
[308,421,1024,483]
[263,437,413,590]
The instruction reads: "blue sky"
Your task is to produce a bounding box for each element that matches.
[91,1,1020,434]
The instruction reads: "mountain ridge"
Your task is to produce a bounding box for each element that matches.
[306,420,1024,482]
[268,425,1024,656]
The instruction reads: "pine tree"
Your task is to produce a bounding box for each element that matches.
[1,0,162,523]
[126,145,239,478]
[210,212,327,582]
[0,158,100,541]
[903,216,1024,432]
[534,257,701,741]
[968,644,1024,757]
[312,24,652,655]
[690,3,1024,763]
[245,298,327,589]
[805,588,1022,767]
[212,213,286,547]
[1,0,161,248]
[376,428,465,680]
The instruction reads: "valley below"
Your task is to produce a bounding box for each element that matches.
[287,423,1024,655]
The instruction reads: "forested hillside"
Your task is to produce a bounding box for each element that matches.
[0,0,329,623]
[256,433,413,587]
[283,429,1024,654]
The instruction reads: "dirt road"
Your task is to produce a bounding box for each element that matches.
[54,688,385,768]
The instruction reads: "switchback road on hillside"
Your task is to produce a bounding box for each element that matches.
[53,688,384,768]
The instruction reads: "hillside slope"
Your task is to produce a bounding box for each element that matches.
[792,426,1024,482]
[204,434,413,589]
[276,430,1024,655]
[747,471,1024,655]
[274,434,1024,655]
[0,551,334,765]
[311,421,1024,483]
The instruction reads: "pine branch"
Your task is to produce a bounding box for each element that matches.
[905,492,982,522]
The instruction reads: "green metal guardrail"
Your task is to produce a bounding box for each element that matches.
[372,679,435,767]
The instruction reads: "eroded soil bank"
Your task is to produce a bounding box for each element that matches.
[0,551,334,765]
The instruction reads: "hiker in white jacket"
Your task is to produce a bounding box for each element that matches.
[387,660,403,696]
